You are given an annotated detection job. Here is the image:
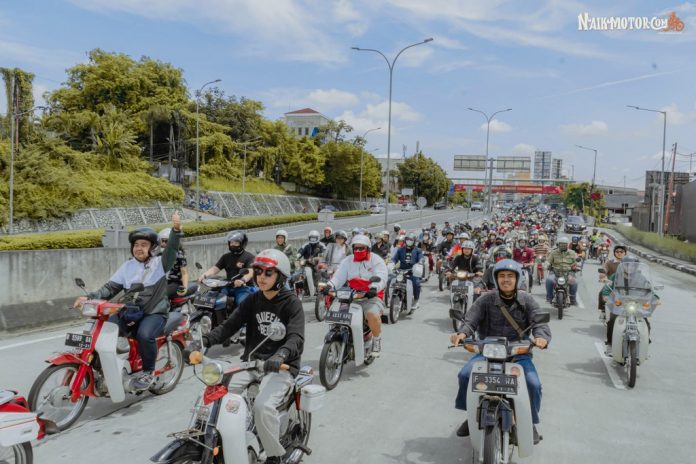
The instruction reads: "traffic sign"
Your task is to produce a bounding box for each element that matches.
[416,196,427,208]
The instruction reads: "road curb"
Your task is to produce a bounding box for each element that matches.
[602,229,696,277]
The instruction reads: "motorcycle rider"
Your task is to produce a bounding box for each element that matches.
[513,237,536,291]
[158,227,189,298]
[482,246,513,290]
[328,235,388,356]
[75,212,183,391]
[199,230,256,307]
[597,243,626,318]
[371,230,392,260]
[392,232,423,310]
[418,231,436,272]
[448,240,484,300]
[195,249,304,464]
[274,229,297,274]
[589,228,601,259]
[320,226,335,245]
[436,230,456,274]
[324,230,351,271]
[545,236,579,305]
[451,259,551,443]
[296,230,326,297]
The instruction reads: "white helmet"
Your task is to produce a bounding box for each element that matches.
[158,228,171,242]
[381,230,390,237]
[308,230,320,243]
[351,234,371,248]
[275,229,288,241]
[253,249,291,278]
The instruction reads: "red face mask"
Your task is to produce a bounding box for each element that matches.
[353,248,369,262]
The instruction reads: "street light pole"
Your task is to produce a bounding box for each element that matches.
[467,107,512,214]
[627,105,667,236]
[575,145,598,188]
[195,78,221,213]
[352,38,433,229]
[357,127,381,206]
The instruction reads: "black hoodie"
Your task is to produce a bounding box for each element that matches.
[205,288,305,375]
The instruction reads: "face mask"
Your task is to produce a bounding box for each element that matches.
[559,245,568,252]
[405,239,414,247]
[353,248,369,262]
[229,244,243,254]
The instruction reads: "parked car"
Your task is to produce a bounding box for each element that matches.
[564,215,587,234]
[319,204,337,212]
[370,203,385,214]
[434,201,447,210]
[470,201,483,211]
[402,203,416,212]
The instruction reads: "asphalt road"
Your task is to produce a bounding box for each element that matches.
[1,215,693,463]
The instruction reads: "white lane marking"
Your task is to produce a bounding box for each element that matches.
[0,334,64,351]
[594,341,626,390]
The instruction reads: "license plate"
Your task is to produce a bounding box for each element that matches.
[194,293,217,309]
[472,373,518,394]
[65,332,92,349]
[325,310,352,324]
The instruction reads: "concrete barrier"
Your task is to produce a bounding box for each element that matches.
[0,239,305,333]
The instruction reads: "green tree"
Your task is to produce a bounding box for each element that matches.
[314,119,353,144]
[396,153,450,205]
[563,182,606,219]
[320,141,381,199]
[197,88,265,141]
[1,67,36,143]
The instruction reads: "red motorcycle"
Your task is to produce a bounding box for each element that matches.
[28,278,190,431]
[0,389,57,464]
[315,262,336,322]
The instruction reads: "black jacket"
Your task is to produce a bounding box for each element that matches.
[451,254,482,273]
[205,288,305,375]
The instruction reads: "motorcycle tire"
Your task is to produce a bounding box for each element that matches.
[451,301,464,332]
[285,410,312,463]
[149,341,184,395]
[319,340,344,391]
[389,294,401,324]
[314,294,328,322]
[556,292,564,320]
[6,442,33,464]
[627,340,637,388]
[438,273,444,292]
[482,423,503,464]
[28,363,89,432]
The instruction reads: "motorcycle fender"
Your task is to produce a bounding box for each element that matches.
[46,352,86,366]
[350,305,365,366]
[149,438,202,464]
[304,266,315,297]
[612,317,626,362]
[94,321,127,403]
[323,326,343,345]
[0,411,40,447]
[217,393,258,464]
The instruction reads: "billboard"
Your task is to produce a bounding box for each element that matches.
[454,155,486,171]
[453,183,564,194]
[496,156,531,172]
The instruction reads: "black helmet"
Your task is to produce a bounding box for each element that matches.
[613,243,627,254]
[226,230,248,254]
[128,227,158,257]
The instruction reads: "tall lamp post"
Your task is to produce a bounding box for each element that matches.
[627,105,667,236]
[195,79,221,212]
[352,38,433,229]
[357,127,381,206]
[467,107,512,214]
[240,137,262,194]
[576,145,598,218]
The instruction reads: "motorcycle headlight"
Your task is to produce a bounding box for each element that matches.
[482,343,508,360]
[396,273,404,282]
[202,362,224,386]
[456,271,467,279]
[557,277,566,285]
[81,303,98,317]
[336,289,352,300]
[625,301,638,313]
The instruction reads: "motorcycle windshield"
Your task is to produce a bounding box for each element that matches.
[613,262,653,296]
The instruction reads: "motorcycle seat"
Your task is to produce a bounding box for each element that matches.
[185,283,199,296]
[162,312,185,335]
[0,389,16,405]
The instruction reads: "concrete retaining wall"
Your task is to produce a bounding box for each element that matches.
[0,239,305,333]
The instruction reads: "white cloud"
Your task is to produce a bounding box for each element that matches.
[32,84,50,107]
[397,46,434,68]
[432,35,468,50]
[307,89,359,109]
[561,120,608,136]
[513,143,537,155]
[659,103,696,125]
[481,119,512,133]
[336,99,421,134]
[335,0,369,37]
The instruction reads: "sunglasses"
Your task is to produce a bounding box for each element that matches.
[253,268,277,277]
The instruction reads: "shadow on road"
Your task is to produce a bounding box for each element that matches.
[422,317,456,334]
[564,358,616,388]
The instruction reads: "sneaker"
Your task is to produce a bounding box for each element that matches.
[132,371,155,391]
[533,426,542,444]
[372,337,382,357]
[456,420,470,437]
[570,300,578,306]
[411,300,419,310]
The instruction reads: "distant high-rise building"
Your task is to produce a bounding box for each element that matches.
[534,151,552,179]
[551,158,563,180]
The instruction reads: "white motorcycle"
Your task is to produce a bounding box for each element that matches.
[0,390,58,464]
[606,261,661,388]
[386,267,415,324]
[151,321,325,464]
[450,309,550,464]
[448,270,482,332]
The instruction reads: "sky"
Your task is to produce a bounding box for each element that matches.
[2,0,696,189]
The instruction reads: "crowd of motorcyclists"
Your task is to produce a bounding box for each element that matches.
[8,201,665,464]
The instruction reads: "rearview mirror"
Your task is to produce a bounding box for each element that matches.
[268,321,287,341]
[449,309,465,322]
[195,262,203,270]
[129,283,145,293]
[533,311,551,324]
[74,278,86,289]
[369,276,381,283]
[597,269,606,274]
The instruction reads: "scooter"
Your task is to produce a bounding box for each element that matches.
[535,256,546,285]
[387,268,414,324]
[151,322,326,464]
[314,262,334,322]
[450,309,550,464]
[0,390,58,464]
[551,271,571,319]
[448,270,481,332]
[598,245,609,265]
[318,277,382,390]
[28,278,188,431]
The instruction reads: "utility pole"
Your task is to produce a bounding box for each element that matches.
[623,175,626,189]
[664,143,677,235]
[8,75,15,234]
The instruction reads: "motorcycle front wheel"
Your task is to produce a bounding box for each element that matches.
[438,273,445,292]
[451,300,463,332]
[389,294,401,324]
[555,292,564,320]
[0,443,32,464]
[319,340,344,390]
[314,294,328,322]
[28,363,89,431]
[627,340,638,388]
[482,423,503,464]
[150,341,185,395]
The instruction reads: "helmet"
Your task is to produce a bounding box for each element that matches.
[381,230,390,238]
[557,236,570,245]
[253,249,291,278]
[462,240,476,250]
[621,255,639,264]
[399,229,407,236]
[492,259,522,289]
[352,227,361,236]
[308,230,320,243]
[275,229,288,241]
[158,227,171,242]
[405,232,417,245]
[593,228,598,234]
[226,230,248,248]
[324,226,333,234]
[493,246,513,261]
[129,227,158,256]
[443,227,454,237]
[619,255,640,276]
[613,243,627,254]
[334,229,348,240]
[393,224,401,232]
[351,234,371,248]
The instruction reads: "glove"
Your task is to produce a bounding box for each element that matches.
[176,286,187,296]
[365,288,377,299]
[264,349,289,374]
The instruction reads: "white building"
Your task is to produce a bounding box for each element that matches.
[376,156,405,192]
[283,108,331,138]
[534,151,552,179]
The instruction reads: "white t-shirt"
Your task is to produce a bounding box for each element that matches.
[110,257,166,289]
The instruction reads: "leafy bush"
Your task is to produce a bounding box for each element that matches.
[0,230,104,250]
[607,224,696,262]
[200,176,286,194]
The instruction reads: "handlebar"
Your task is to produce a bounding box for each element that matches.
[188,351,290,372]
